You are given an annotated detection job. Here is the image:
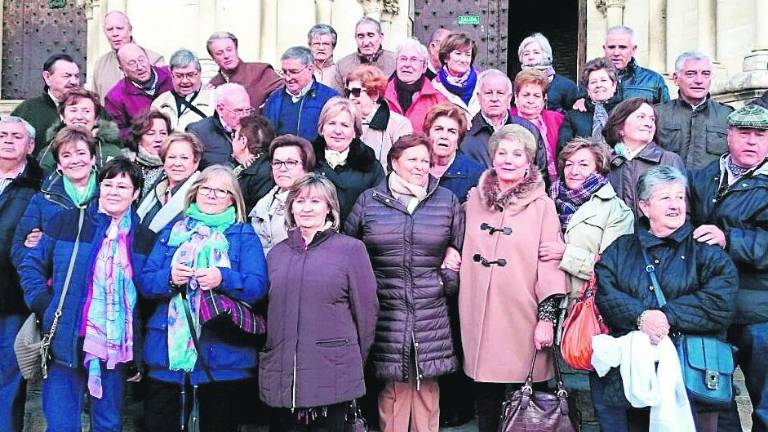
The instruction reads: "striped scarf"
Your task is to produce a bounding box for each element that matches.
[551,173,609,231]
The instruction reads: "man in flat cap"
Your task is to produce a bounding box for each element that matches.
[688,104,768,431]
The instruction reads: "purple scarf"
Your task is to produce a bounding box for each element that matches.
[551,173,609,231]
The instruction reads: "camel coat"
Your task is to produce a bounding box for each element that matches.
[459,169,567,383]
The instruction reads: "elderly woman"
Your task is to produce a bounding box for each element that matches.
[232,114,276,212]
[432,32,481,122]
[127,110,171,198]
[19,158,154,431]
[12,127,99,267]
[558,57,621,150]
[603,97,685,217]
[250,135,315,254]
[511,69,564,185]
[518,32,579,113]
[38,87,124,173]
[459,124,567,432]
[347,65,413,167]
[345,134,464,432]
[425,103,483,203]
[383,38,449,133]
[593,166,737,432]
[260,173,378,430]
[136,132,202,233]
[140,165,268,432]
[313,97,384,220]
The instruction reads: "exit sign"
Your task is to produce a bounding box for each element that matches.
[457,15,480,25]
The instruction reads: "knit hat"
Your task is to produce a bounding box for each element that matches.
[728,104,768,130]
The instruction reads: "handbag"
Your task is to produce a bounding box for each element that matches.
[498,348,577,432]
[641,247,735,406]
[560,261,609,371]
[198,290,266,335]
[14,208,85,380]
[344,399,368,432]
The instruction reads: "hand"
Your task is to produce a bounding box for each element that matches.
[639,310,670,345]
[693,224,727,248]
[195,267,223,291]
[572,98,587,112]
[171,263,194,286]
[539,241,566,261]
[442,247,461,271]
[24,228,42,248]
[533,320,554,350]
[126,371,142,383]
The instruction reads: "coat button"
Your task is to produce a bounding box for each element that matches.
[712,199,717,203]
[654,259,660,264]
[681,255,685,260]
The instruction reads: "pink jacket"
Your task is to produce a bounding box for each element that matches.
[384,77,448,133]
[510,107,564,182]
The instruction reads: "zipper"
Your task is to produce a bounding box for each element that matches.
[291,352,298,411]
[412,329,422,391]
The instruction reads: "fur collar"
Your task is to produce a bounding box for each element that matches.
[478,166,544,212]
[313,136,379,172]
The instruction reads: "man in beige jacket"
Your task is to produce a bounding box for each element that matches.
[151,49,215,132]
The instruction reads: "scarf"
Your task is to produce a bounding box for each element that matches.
[550,173,609,231]
[388,172,428,213]
[395,76,423,113]
[727,156,751,182]
[166,204,235,372]
[63,172,97,207]
[592,102,609,140]
[133,68,159,96]
[358,47,384,64]
[523,62,556,79]
[438,67,477,105]
[325,148,350,169]
[82,211,136,398]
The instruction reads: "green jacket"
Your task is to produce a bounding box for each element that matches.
[37,119,126,174]
[10,93,58,155]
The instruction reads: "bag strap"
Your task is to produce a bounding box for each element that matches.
[522,347,567,396]
[180,288,215,382]
[640,246,667,307]
[178,92,208,120]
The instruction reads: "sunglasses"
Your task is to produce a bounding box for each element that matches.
[345,87,365,98]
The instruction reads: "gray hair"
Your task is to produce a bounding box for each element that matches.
[0,116,36,140]
[429,27,451,44]
[307,24,337,47]
[478,69,513,94]
[488,124,537,162]
[606,26,636,46]
[356,16,382,34]
[169,49,202,72]
[103,10,131,29]
[674,51,712,72]
[637,165,688,201]
[215,82,248,105]
[206,31,238,56]
[395,38,429,62]
[517,32,553,65]
[281,46,313,66]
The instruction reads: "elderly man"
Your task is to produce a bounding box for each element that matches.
[263,46,337,142]
[656,51,733,170]
[187,83,252,167]
[426,28,450,80]
[104,43,172,140]
[207,32,282,111]
[0,117,42,432]
[460,69,547,172]
[330,17,396,93]
[11,54,80,154]
[383,38,447,133]
[308,24,338,88]
[151,49,215,131]
[604,26,669,104]
[91,11,164,102]
[688,104,768,432]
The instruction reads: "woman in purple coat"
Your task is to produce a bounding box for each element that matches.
[259,173,378,431]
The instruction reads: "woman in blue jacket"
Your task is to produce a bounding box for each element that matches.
[140,164,268,432]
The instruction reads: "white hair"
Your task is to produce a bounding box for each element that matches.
[674,51,712,72]
[0,116,36,140]
[215,83,248,105]
[606,26,636,46]
[395,38,429,62]
[517,33,553,65]
[477,69,513,94]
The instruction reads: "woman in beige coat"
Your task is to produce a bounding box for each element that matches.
[459,124,568,432]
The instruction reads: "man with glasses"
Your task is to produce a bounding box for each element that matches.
[187,83,253,167]
[308,24,338,88]
[329,17,395,93]
[263,46,338,142]
[105,43,173,140]
[152,49,215,131]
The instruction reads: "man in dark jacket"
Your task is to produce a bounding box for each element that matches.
[187,83,252,167]
[0,117,43,432]
[656,51,733,170]
[11,54,81,155]
[604,26,669,104]
[688,104,768,431]
[263,47,338,142]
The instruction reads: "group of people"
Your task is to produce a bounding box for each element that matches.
[0,8,767,432]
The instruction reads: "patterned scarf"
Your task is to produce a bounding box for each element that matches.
[438,67,477,105]
[82,211,135,398]
[166,204,235,372]
[550,173,609,231]
[592,102,609,140]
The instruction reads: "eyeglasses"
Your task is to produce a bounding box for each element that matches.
[345,87,365,98]
[281,65,310,77]
[172,71,200,80]
[198,186,232,199]
[397,56,425,65]
[221,106,254,116]
[271,159,301,170]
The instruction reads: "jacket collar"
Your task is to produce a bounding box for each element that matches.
[636,218,693,249]
[619,58,640,79]
[477,167,545,213]
[11,157,43,190]
[313,136,379,172]
[219,59,244,80]
[121,66,170,96]
[565,183,619,230]
[367,102,391,131]
[286,226,336,251]
[611,142,665,166]
[468,112,514,136]
[673,94,712,112]
[384,76,440,109]
[585,94,622,112]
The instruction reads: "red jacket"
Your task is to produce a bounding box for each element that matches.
[384,77,448,133]
[510,107,564,182]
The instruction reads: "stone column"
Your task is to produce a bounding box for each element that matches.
[605,0,626,27]
[648,0,666,74]
[261,0,279,65]
[316,0,333,24]
[744,0,768,71]
[697,0,717,59]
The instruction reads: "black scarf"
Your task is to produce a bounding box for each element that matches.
[394,76,423,113]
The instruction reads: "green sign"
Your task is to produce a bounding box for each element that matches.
[49,0,66,8]
[457,15,480,26]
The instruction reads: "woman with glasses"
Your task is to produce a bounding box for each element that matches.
[140,165,268,432]
[346,65,413,168]
[250,135,316,254]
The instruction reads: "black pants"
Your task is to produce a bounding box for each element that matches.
[143,377,245,432]
[273,402,348,432]
[439,295,475,423]
[474,381,550,432]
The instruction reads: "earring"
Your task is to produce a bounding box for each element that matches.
[55,168,64,176]
[524,168,529,176]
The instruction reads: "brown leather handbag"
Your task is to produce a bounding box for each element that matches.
[498,349,577,432]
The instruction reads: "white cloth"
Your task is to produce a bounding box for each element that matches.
[592,331,695,432]
[136,171,200,233]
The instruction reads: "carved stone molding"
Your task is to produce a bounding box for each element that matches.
[595,0,625,17]
[358,0,399,17]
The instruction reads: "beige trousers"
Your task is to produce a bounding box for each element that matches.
[378,375,440,432]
